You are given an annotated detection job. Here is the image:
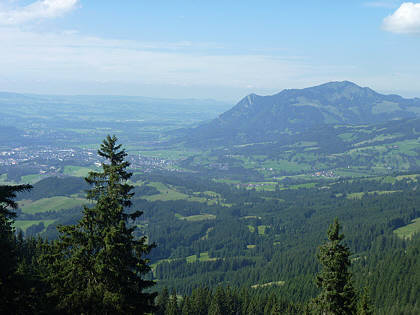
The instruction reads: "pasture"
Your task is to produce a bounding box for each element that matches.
[14,219,56,233]
[19,196,88,214]
[394,218,420,239]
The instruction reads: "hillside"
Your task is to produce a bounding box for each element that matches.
[178,117,420,181]
[0,92,230,147]
[184,81,420,146]
[11,169,420,313]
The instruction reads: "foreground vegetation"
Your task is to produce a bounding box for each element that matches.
[2,136,420,314]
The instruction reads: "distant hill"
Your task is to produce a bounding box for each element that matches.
[0,91,230,123]
[184,81,420,146]
[0,91,231,146]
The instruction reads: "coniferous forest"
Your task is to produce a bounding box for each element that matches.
[1,135,420,314]
[3,2,420,314]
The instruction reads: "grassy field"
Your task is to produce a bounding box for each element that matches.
[143,182,229,206]
[251,281,285,289]
[144,182,188,201]
[19,196,88,214]
[0,173,48,185]
[262,159,311,173]
[346,190,401,200]
[393,174,420,183]
[257,225,268,235]
[20,174,47,184]
[175,213,216,222]
[186,252,217,263]
[200,227,214,240]
[14,219,56,233]
[288,182,317,190]
[0,174,10,184]
[248,225,268,235]
[394,218,420,239]
[129,147,200,160]
[63,165,95,177]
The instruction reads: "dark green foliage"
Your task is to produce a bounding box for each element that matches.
[309,219,356,314]
[155,286,301,315]
[0,183,31,313]
[18,176,88,201]
[358,235,420,314]
[4,165,420,312]
[0,183,32,217]
[357,287,373,315]
[165,289,179,315]
[40,135,156,314]
[156,287,170,315]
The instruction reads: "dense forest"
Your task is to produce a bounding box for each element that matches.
[2,136,420,314]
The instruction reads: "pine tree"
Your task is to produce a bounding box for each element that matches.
[41,135,155,314]
[190,287,211,315]
[166,289,179,315]
[181,296,194,315]
[264,292,276,315]
[208,299,222,315]
[246,296,261,315]
[357,287,373,315]
[309,219,356,314]
[156,287,170,315]
[270,304,281,315]
[0,183,31,313]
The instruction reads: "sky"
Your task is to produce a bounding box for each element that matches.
[1,0,420,101]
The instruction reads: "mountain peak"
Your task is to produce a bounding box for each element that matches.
[188,81,420,146]
[318,80,361,88]
[303,81,369,93]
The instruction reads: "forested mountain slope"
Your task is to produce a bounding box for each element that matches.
[183,81,420,146]
[12,168,420,313]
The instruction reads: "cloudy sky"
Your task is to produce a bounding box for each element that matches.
[1,0,420,101]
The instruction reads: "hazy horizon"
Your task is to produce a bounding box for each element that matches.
[1,1,420,101]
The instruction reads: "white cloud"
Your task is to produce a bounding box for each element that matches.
[382,2,420,34]
[3,27,414,100]
[0,27,321,98]
[0,0,78,25]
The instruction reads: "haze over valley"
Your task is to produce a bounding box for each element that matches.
[1,1,420,314]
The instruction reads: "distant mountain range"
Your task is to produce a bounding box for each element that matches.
[183,81,420,146]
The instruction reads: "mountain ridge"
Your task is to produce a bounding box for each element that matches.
[184,81,420,146]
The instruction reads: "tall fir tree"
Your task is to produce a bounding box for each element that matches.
[156,287,170,315]
[180,295,194,315]
[41,135,156,314]
[357,287,373,315]
[165,289,179,315]
[0,183,32,313]
[309,219,356,315]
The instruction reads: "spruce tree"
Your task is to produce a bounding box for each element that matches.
[309,219,356,314]
[357,287,373,315]
[0,183,31,313]
[41,135,155,314]
[156,287,170,315]
[166,289,179,315]
[181,296,194,315]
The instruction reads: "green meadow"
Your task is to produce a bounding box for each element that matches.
[186,252,217,263]
[19,196,88,214]
[63,165,95,177]
[175,213,216,222]
[14,219,56,233]
[394,218,420,240]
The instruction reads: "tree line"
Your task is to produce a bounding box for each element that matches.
[4,135,420,313]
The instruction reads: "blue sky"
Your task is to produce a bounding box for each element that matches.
[0,0,420,101]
